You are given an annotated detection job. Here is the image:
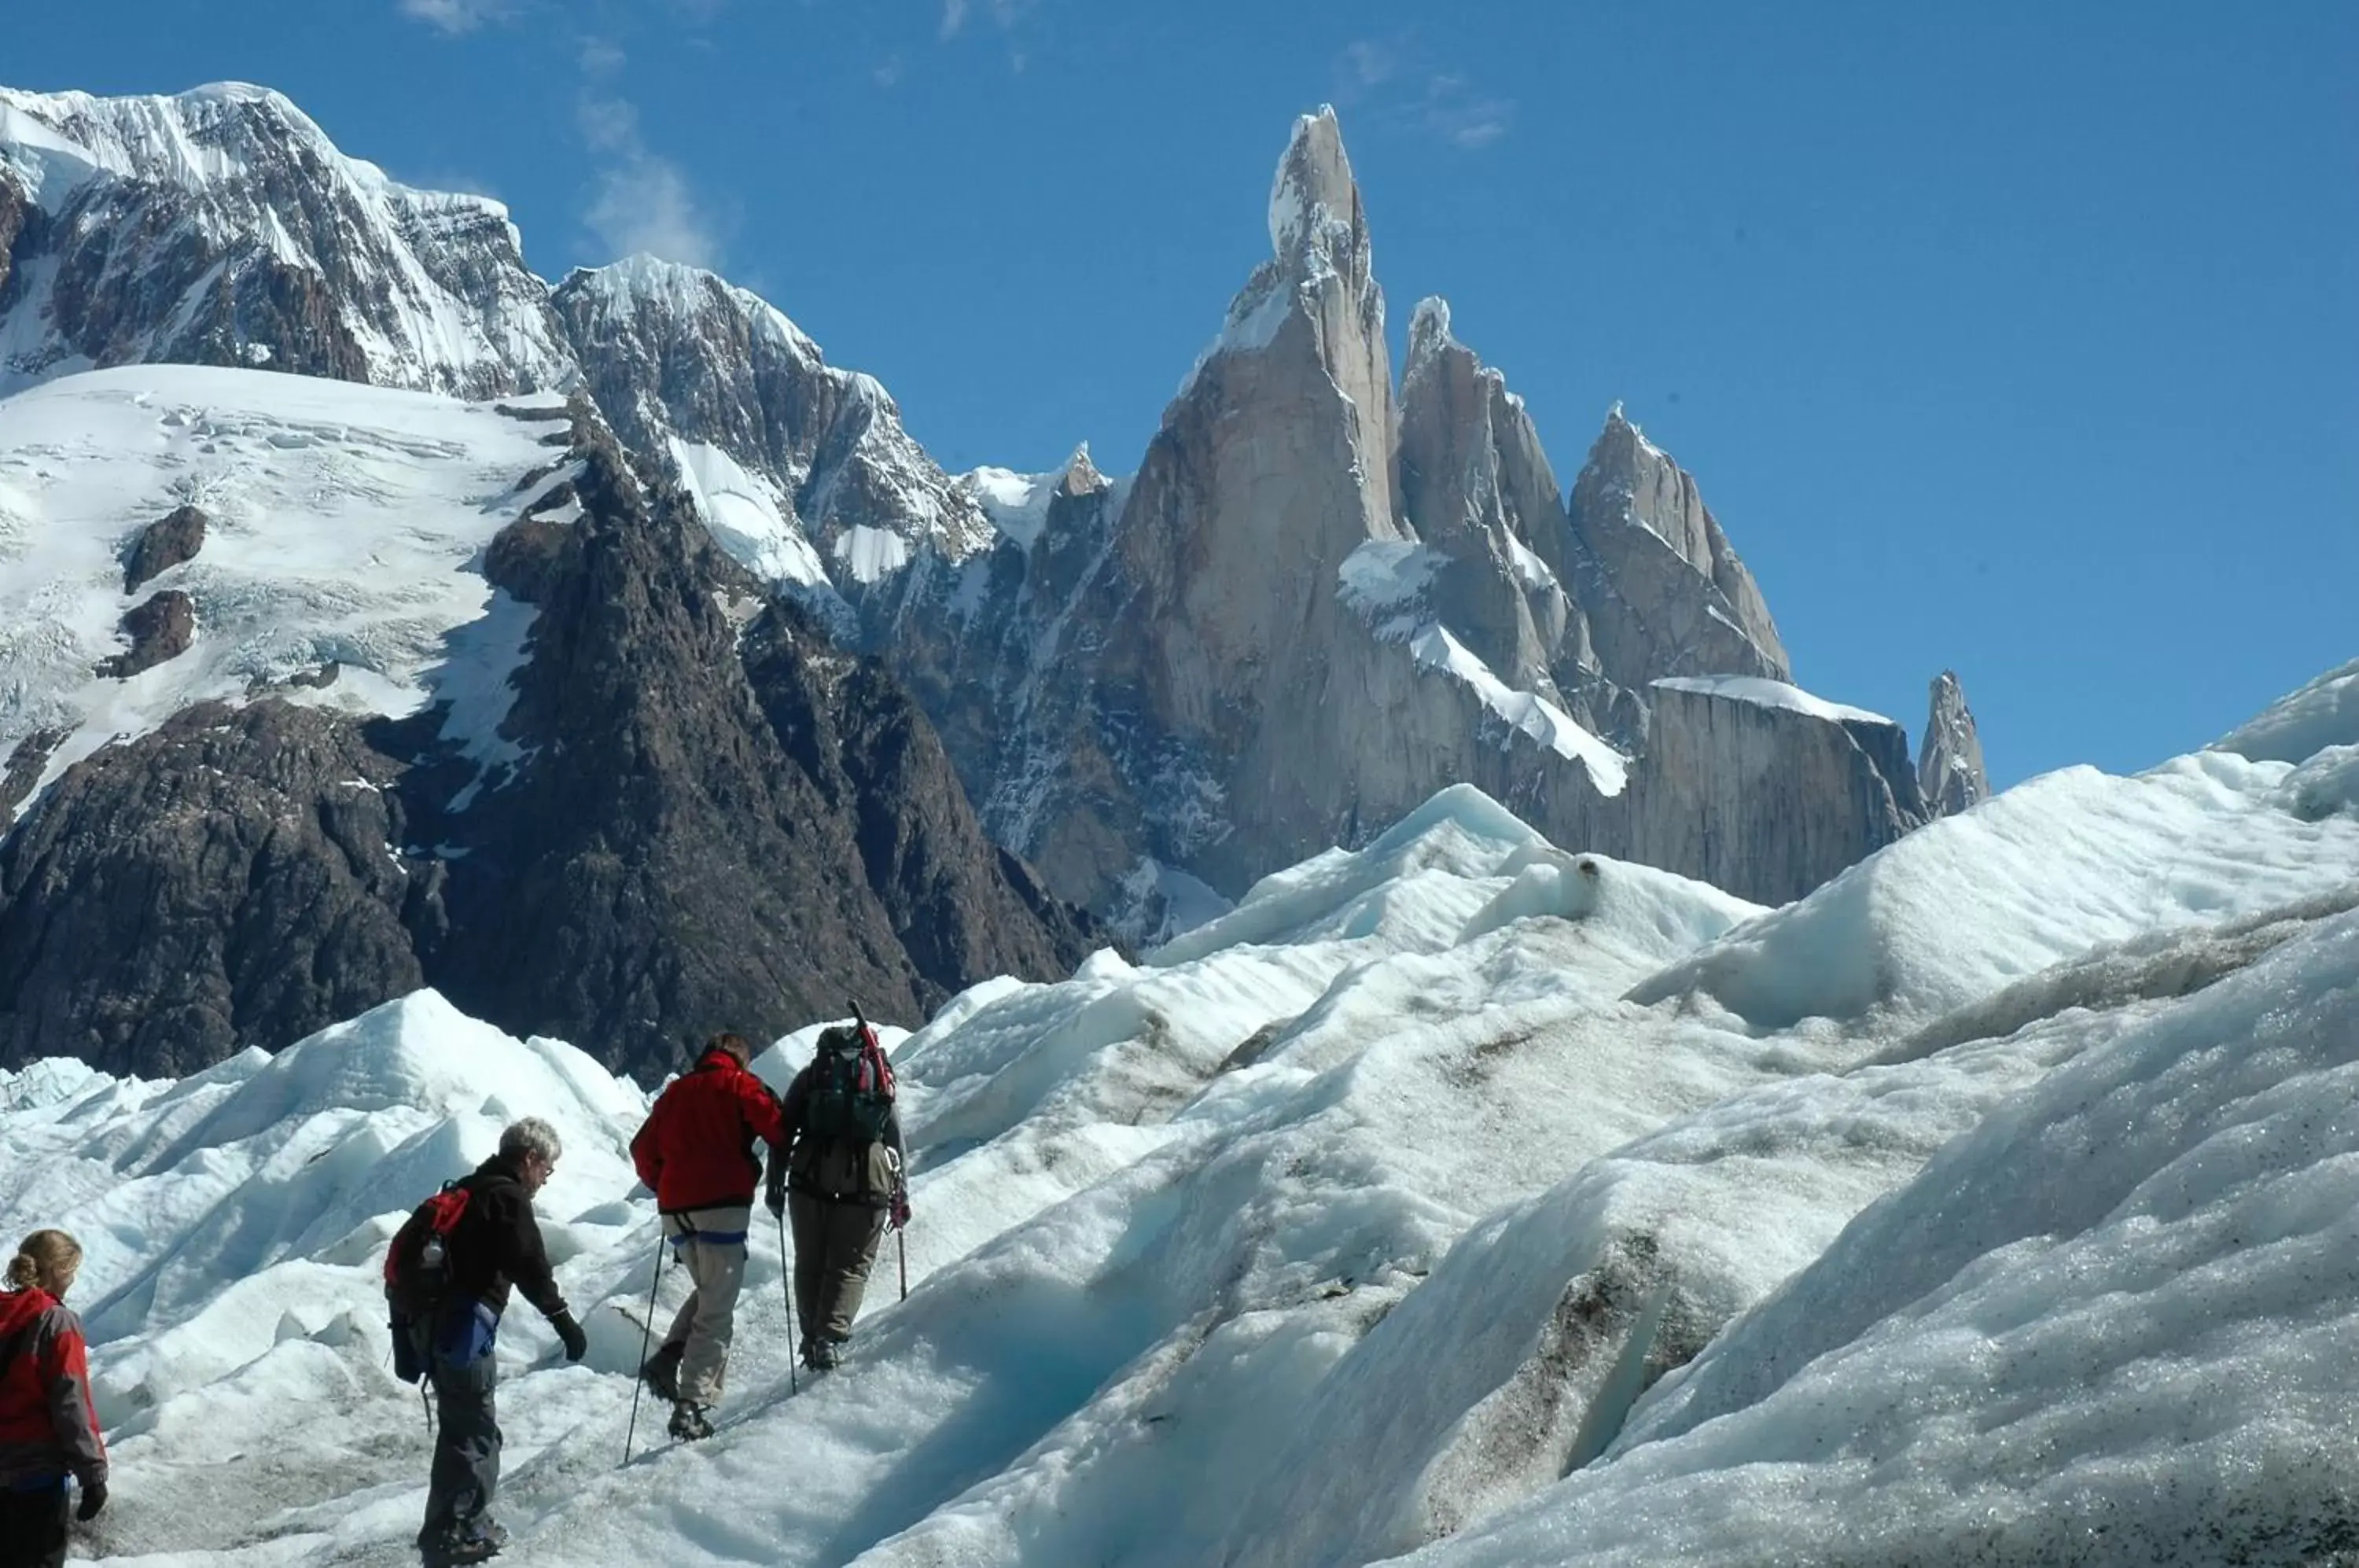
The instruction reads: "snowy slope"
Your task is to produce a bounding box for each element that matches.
[2,661,2354,1566]
[0,364,576,818]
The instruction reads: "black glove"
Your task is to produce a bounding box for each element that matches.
[76,1478,106,1522]
[550,1309,587,1363]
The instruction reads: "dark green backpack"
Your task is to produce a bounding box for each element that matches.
[805,1025,895,1143]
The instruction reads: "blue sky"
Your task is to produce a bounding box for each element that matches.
[8,1,2353,787]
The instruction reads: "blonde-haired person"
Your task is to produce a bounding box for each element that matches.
[0,1230,107,1568]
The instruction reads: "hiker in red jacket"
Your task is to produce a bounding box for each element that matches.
[0,1230,106,1568]
[630,1032,788,1441]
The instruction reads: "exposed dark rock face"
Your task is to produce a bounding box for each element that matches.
[0,727,68,826]
[98,590,196,678]
[741,605,1101,1007]
[0,701,436,1077]
[418,415,1096,1080]
[122,504,208,592]
[0,167,24,304]
[1918,670,1989,817]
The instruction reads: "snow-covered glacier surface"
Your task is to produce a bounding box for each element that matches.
[0,364,575,814]
[4,665,2357,1566]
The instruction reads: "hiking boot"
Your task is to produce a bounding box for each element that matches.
[668,1401,715,1441]
[809,1338,842,1371]
[639,1340,685,1403]
[423,1522,506,1566]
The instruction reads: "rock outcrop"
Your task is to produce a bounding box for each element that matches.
[98,590,195,678]
[122,504,208,592]
[0,83,571,396]
[1566,407,1789,700]
[1918,670,1989,817]
[1627,679,1927,903]
[0,700,436,1077]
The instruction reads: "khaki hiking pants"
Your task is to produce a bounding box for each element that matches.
[661,1205,749,1404]
[788,1192,888,1346]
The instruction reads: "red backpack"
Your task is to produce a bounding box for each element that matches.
[384,1182,471,1323]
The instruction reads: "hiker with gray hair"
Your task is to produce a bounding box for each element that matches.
[413,1117,586,1568]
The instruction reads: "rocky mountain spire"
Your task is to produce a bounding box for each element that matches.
[1918,669,1989,816]
[1566,406,1791,691]
[1396,296,1596,713]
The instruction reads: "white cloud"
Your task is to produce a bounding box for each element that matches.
[1421,75,1514,149]
[1340,39,1400,91]
[584,151,722,268]
[1334,36,1516,153]
[940,0,1029,42]
[574,38,723,268]
[397,0,511,34]
[874,55,906,88]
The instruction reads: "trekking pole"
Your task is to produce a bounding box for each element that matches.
[623,1229,667,1463]
[898,1223,908,1302]
[780,1206,797,1396]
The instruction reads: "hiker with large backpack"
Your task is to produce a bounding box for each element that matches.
[385,1118,585,1568]
[628,1032,788,1441]
[766,1019,909,1371]
[0,1231,105,1568]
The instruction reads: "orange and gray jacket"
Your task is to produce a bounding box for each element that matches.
[0,1286,106,1489]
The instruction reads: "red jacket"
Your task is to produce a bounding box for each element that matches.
[0,1286,106,1489]
[631,1047,789,1213]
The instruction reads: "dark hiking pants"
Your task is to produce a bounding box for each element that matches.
[0,1482,69,1568]
[418,1347,501,1557]
[788,1192,888,1345]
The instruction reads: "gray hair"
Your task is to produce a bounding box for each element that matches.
[499,1117,563,1166]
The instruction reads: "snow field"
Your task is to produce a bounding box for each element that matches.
[0,365,575,816]
[0,660,2353,1565]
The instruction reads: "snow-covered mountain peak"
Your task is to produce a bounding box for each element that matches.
[0,79,572,399]
[557,255,823,365]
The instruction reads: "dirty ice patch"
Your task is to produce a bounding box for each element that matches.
[0,364,570,817]
[1412,908,2359,1568]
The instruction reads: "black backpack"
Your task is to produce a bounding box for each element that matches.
[804,1025,895,1143]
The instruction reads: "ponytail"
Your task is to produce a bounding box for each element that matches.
[6,1230,81,1294]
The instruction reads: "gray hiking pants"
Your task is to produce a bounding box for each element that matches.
[789,1192,888,1345]
[662,1205,749,1404]
[418,1344,499,1555]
